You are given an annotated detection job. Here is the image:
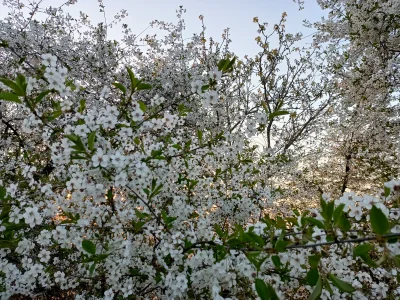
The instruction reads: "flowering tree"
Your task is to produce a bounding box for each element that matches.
[305,0,400,197]
[0,1,399,299]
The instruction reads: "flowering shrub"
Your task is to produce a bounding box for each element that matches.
[0,1,399,299]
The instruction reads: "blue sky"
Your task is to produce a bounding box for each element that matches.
[1,0,326,57]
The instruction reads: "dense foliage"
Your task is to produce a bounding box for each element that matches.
[0,0,399,299]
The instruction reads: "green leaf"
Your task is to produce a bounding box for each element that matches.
[268,110,289,120]
[138,100,147,112]
[48,110,62,121]
[0,186,6,200]
[246,231,265,247]
[78,99,86,113]
[214,224,226,239]
[393,255,400,267]
[201,84,209,92]
[333,204,345,224]
[227,238,242,248]
[82,253,109,263]
[33,90,52,105]
[328,274,355,293]
[308,254,321,268]
[308,276,322,300]
[223,57,236,73]
[65,134,86,152]
[0,77,24,96]
[88,131,96,151]
[65,134,79,143]
[255,279,280,300]
[255,278,269,300]
[353,243,373,257]
[325,201,334,222]
[337,214,351,232]
[89,262,96,275]
[307,268,320,286]
[370,206,389,235]
[271,255,282,268]
[274,239,289,252]
[353,243,377,267]
[0,240,19,249]
[112,82,126,95]
[266,284,280,300]
[93,253,109,262]
[82,240,96,255]
[217,59,228,71]
[384,186,391,197]
[0,92,21,104]
[197,130,203,143]
[15,74,27,95]
[137,83,152,90]
[126,66,136,91]
[323,276,333,295]
[359,253,378,267]
[304,217,325,229]
[320,197,327,212]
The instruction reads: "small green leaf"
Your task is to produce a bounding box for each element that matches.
[214,224,226,239]
[201,84,209,92]
[223,57,236,73]
[353,243,377,267]
[307,268,319,286]
[268,110,289,120]
[65,134,86,152]
[88,131,96,151]
[82,240,96,255]
[15,74,27,95]
[323,276,333,295]
[0,77,24,96]
[126,66,136,91]
[246,231,265,247]
[217,59,228,71]
[112,82,126,95]
[337,214,351,232]
[266,284,280,300]
[304,217,325,229]
[308,254,321,268]
[325,201,334,222]
[138,100,147,112]
[308,276,322,300]
[48,110,62,121]
[353,243,373,257]
[393,255,400,267]
[89,262,96,275]
[0,92,21,104]
[133,136,141,145]
[328,274,355,293]
[384,186,391,197]
[227,238,242,248]
[65,134,79,143]
[137,83,152,90]
[255,278,269,300]
[0,186,6,200]
[33,90,52,105]
[275,239,289,252]
[271,255,282,268]
[197,130,203,143]
[333,204,345,224]
[370,206,389,235]
[79,99,86,113]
